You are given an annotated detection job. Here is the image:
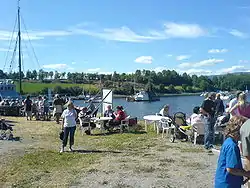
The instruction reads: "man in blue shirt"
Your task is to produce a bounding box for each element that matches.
[215,116,250,188]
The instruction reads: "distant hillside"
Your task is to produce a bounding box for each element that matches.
[208,71,250,79]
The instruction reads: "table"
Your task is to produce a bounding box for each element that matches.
[91,117,113,133]
[143,115,171,134]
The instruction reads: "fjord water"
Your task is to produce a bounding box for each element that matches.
[75,95,205,120]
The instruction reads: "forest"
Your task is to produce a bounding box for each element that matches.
[0,69,249,95]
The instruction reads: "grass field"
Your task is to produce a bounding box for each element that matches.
[15,82,99,94]
[0,117,217,188]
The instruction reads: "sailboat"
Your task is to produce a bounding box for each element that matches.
[0,1,23,100]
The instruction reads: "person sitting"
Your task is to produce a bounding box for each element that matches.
[78,107,96,135]
[87,100,98,117]
[9,99,16,107]
[0,119,13,131]
[109,106,126,128]
[104,105,115,119]
[188,106,204,126]
[158,104,170,117]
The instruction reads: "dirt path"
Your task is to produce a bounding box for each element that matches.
[73,140,218,188]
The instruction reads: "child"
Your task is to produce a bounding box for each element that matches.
[214,116,250,188]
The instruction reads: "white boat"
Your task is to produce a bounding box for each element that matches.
[126,90,160,102]
[134,91,150,101]
[200,92,208,97]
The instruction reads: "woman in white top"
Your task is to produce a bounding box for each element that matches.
[60,101,77,153]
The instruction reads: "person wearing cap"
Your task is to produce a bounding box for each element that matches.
[60,101,77,153]
[200,92,216,150]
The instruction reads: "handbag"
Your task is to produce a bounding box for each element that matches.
[59,130,64,140]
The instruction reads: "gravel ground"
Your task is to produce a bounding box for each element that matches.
[72,140,218,188]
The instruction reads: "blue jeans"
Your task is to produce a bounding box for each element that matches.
[204,116,215,149]
[62,126,76,147]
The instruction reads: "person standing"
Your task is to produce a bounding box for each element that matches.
[228,91,242,118]
[43,96,49,121]
[53,94,64,124]
[200,92,216,150]
[24,95,32,120]
[230,93,250,119]
[60,101,77,153]
[214,93,225,117]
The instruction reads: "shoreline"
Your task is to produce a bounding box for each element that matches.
[113,92,201,98]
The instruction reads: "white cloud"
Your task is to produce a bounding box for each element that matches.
[181,69,212,75]
[229,29,248,38]
[178,58,224,68]
[166,54,173,57]
[42,63,73,70]
[71,62,76,65]
[72,26,165,43]
[163,22,207,38]
[0,21,209,43]
[71,22,207,43]
[208,48,228,53]
[153,66,167,72]
[176,55,190,61]
[239,60,249,63]
[218,65,249,74]
[134,56,153,64]
[87,68,101,72]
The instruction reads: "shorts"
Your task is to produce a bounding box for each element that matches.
[26,111,32,117]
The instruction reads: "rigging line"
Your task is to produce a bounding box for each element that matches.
[22,50,25,74]
[9,36,18,73]
[20,14,41,69]
[23,39,36,70]
[3,12,18,71]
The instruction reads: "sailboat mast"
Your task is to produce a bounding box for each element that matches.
[17,1,22,94]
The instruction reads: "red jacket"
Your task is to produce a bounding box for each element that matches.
[115,110,126,121]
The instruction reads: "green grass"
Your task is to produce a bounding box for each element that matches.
[0,118,158,187]
[1,151,100,188]
[15,82,98,94]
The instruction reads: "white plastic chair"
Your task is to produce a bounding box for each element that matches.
[160,118,172,138]
[192,122,205,145]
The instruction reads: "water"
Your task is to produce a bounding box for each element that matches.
[74,95,206,120]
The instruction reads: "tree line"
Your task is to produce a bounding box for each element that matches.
[1,69,250,95]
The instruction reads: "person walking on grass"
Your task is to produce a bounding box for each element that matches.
[215,116,250,188]
[60,101,77,153]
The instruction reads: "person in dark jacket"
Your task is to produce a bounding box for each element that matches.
[214,93,225,117]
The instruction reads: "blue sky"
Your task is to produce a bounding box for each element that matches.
[1,0,250,75]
